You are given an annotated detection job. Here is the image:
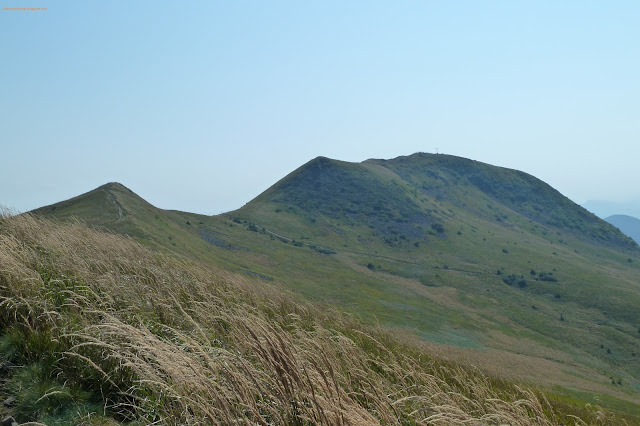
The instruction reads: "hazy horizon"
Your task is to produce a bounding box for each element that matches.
[2,1,639,215]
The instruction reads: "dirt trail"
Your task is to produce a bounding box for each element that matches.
[105,188,124,221]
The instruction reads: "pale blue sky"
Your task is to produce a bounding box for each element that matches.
[2,1,639,215]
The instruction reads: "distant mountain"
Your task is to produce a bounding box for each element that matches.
[583,199,640,219]
[31,153,640,415]
[606,214,640,244]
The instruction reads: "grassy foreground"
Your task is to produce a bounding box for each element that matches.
[0,213,627,424]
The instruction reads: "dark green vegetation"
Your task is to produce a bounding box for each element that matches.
[32,153,640,420]
[607,214,640,245]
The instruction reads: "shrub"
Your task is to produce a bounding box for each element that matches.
[538,272,558,282]
[431,223,445,233]
[310,245,337,255]
[502,274,527,288]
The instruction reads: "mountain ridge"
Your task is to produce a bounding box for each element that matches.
[28,153,640,415]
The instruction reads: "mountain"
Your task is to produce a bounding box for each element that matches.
[583,199,640,219]
[31,154,640,417]
[606,214,640,244]
[33,182,155,235]
[31,182,237,266]
[247,154,635,250]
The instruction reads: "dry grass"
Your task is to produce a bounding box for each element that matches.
[0,211,623,424]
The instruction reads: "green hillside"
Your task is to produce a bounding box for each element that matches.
[31,154,640,419]
[3,213,629,424]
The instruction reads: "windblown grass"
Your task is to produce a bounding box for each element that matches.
[0,212,624,424]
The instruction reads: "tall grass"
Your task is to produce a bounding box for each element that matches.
[0,212,621,424]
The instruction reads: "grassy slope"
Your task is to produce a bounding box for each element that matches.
[2,213,625,424]
[30,155,640,419]
[220,154,640,416]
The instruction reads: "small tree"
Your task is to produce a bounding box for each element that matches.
[431,223,445,233]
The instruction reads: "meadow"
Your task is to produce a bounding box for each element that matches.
[0,212,628,424]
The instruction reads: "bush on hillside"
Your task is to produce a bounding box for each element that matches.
[503,274,527,288]
[431,223,445,233]
[309,245,336,255]
[538,272,558,282]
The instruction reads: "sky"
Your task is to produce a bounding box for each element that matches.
[2,1,639,216]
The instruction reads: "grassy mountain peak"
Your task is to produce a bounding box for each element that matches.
[244,153,636,251]
[34,182,143,224]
